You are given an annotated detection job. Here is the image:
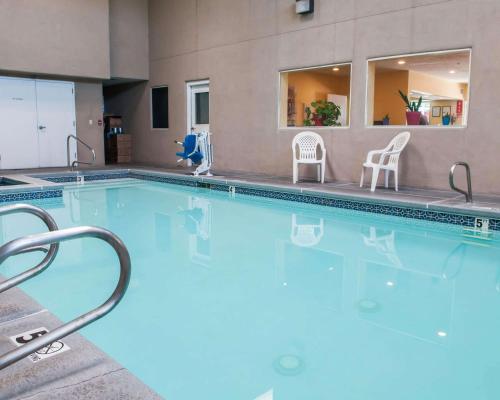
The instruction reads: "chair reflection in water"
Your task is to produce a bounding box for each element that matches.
[362,226,402,267]
[290,214,324,247]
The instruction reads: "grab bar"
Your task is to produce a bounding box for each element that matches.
[67,135,96,171]
[449,162,473,203]
[0,226,131,370]
[0,204,59,293]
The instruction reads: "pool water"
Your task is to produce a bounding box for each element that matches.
[1,179,500,400]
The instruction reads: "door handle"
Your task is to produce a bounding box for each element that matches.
[38,126,46,130]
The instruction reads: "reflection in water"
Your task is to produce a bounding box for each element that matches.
[290,213,324,247]
[362,226,402,267]
[179,195,212,266]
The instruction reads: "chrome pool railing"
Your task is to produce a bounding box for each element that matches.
[449,162,473,203]
[67,134,96,171]
[0,204,59,293]
[0,207,131,370]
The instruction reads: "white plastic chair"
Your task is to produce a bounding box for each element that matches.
[360,131,411,192]
[292,131,326,184]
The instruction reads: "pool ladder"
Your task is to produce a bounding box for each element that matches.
[449,162,473,203]
[0,204,131,370]
[67,134,96,171]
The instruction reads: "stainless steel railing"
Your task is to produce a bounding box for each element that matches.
[67,134,96,171]
[449,162,473,203]
[0,208,131,370]
[0,204,59,293]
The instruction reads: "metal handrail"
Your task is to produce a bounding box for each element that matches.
[0,204,59,293]
[0,226,131,370]
[67,134,96,171]
[449,162,473,203]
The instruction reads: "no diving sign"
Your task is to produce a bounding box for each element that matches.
[9,327,70,363]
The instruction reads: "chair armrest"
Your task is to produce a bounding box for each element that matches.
[366,149,385,163]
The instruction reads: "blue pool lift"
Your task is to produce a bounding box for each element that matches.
[175,130,213,176]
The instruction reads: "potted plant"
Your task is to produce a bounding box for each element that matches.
[442,112,451,125]
[304,99,341,126]
[382,114,390,125]
[398,90,422,125]
[303,106,313,126]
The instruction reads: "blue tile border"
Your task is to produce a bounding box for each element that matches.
[20,170,500,231]
[0,189,62,203]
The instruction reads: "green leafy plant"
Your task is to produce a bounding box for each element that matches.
[398,90,422,112]
[383,114,390,120]
[305,99,341,126]
[303,106,313,126]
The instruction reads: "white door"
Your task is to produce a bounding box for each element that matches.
[0,77,39,169]
[36,80,76,167]
[187,80,209,133]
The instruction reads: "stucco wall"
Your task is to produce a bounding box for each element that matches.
[109,0,149,79]
[0,0,110,79]
[75,82,106,166]
[129,0,500,193]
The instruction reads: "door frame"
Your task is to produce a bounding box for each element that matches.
[186,79,210,133]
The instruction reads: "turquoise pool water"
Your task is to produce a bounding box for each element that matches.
[2,179,500,400]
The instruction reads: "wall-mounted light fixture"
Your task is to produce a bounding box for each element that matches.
[296,0,314,15]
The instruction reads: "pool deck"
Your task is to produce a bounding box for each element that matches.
[1,163,500,399]
[0,276,162,400]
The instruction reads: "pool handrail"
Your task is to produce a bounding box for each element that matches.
[0,226,131,370]
[0,204,59,294]
[67,134,96,171]
[449,162,473,203]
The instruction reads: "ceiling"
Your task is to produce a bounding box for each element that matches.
[373,50,470,83]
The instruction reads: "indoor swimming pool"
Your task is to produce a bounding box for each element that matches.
[1,178,499,400]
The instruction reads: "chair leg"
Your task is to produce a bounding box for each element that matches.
[321,161,325,184]
[317,164,321,182]
[293,162,298,184]
[370,167,379,192]
[384,170,389,188]
[360,167,365,187]
[395,169,399,191]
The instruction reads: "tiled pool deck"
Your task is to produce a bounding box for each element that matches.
[1,164,500,399]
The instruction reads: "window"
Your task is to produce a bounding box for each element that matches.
[279,63,351,128]
[366,49,471,127]
[151,86,168,129]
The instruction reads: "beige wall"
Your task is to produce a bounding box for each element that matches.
[120,0,500,193]
[75,82,105,166]
[109,0,149,80]
[0,0,110,79]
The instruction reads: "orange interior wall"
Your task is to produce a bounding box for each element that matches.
[373,70,409,125]
[287,71,350,126]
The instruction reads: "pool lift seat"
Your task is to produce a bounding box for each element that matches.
[0,203,131,370]
[175,131,213,176]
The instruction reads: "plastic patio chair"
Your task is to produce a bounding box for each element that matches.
[360,131,411,192]
[292,131,326,184]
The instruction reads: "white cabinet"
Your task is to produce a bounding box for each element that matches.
[0,76,76,169]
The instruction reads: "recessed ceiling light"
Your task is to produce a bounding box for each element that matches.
[386,281,395,287]
[332,67,340,71]
[437,331,447,337]
[449,70,456,74]
[397,60,406,65]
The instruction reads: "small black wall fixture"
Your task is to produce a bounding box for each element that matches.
[296,0,314,15]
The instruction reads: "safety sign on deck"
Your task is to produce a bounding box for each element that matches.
[9,327,70,363]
